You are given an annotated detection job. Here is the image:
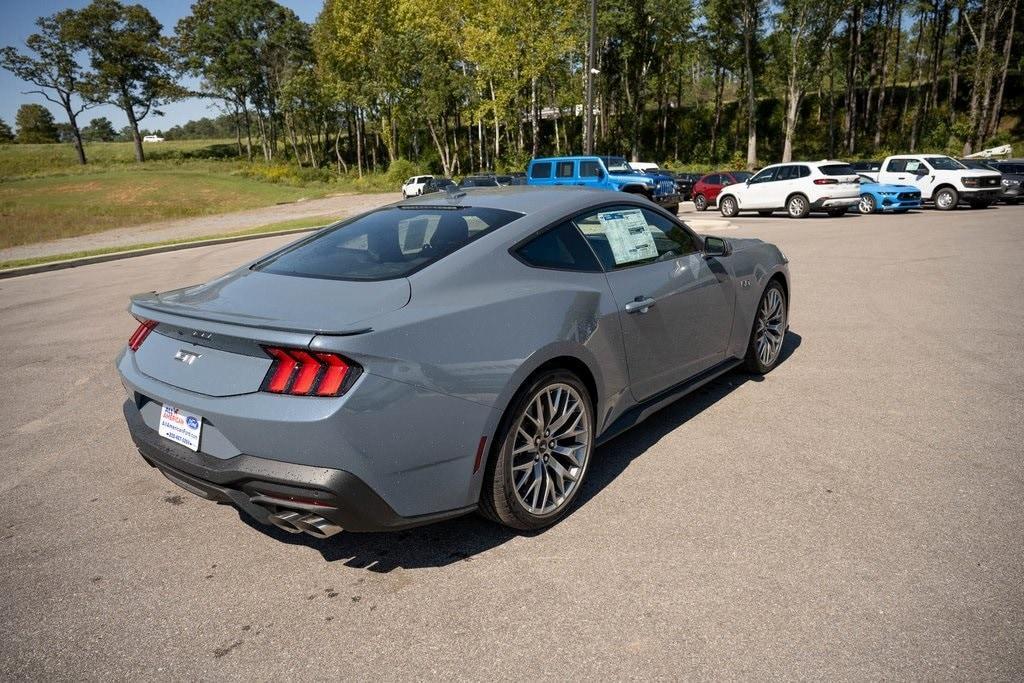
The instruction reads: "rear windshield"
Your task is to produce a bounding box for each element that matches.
[925,156,965,170]
[255,206,522,281]
[819,163,858,176]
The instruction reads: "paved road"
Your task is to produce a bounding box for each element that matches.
[1,205,1022,679]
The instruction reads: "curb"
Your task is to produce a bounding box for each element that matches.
[0,225,325,280]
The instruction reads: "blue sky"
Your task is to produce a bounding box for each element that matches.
[0,0,321,131]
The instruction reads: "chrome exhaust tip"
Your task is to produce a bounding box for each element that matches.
[295,514,342,539]
[268,510,306,534]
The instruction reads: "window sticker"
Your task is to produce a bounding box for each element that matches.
[597,209,657,265]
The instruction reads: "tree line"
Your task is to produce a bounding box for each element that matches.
[1,0,1020,172]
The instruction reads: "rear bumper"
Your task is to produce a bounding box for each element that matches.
[124,399,475,532]
[811,196,860,210]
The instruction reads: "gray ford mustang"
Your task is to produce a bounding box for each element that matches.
[117,187,790,537]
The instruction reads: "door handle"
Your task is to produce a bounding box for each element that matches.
[625,297,656,314]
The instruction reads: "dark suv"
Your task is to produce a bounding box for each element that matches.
[960,159,1023,204]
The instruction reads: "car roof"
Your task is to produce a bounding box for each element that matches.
[400,185,647,215]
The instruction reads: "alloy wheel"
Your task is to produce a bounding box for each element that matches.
[936,190,955,209]
[788,196,807,217]
[510,383,591,516]
[859,194,875,214]
[755,287,786,367]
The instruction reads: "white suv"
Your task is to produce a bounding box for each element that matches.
[718,161,861,218]
[875,155,1002,210]
[401,175,434,199]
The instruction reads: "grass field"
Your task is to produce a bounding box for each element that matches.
[0,140,396,249]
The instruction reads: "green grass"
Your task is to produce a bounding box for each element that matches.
[0,140,398,249]
[0,215,329,271]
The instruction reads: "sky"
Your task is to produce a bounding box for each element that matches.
[0,0,321,131]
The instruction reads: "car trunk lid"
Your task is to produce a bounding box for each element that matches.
[129,269,409,396]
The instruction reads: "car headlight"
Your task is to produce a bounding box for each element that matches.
[962,177,980,187]
[1002,178,1012,186]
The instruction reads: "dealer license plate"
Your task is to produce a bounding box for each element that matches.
[158,404,202,452]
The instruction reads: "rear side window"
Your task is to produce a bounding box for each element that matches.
[530,162,552,179]
[776,166,798,181]
[580,160,601,177]
[573,206,701,270]
[516,222,601,272]
[556,161,575,178]
[886,159,908,172]
[819,164,858,176]
[256,206,522,281]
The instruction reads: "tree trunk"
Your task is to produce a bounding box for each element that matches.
[711,66,724,162]
[355,108,364,178]
[743,0,758,168]
[121,91,145,163]
[489,80,500,166]
[531,76,539,157]
[986,1,1016,138]
[963,0,990,154]
[63,101,87,165]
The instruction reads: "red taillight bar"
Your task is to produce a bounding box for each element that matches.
[814,178,839,185]
[261,346,359,397]
[128,318,158,351]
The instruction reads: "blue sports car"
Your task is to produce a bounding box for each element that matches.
[855,174,922,213]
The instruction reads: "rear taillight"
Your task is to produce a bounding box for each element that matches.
[128,318,158,351]
[260,347,360,397]
[814,178,839,185]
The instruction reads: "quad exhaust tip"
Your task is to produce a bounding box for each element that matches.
[268,510,342,539]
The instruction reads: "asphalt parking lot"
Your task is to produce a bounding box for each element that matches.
[1,204,1022,679]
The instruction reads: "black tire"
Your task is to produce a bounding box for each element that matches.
[786,194,810,218]
[479,369,595,531]
[757,210,773,217]
[859,193,876,214]
[667,203,680,215]
[720,195,739,217]
[934,187,958,210]
[694,194,708,211]
[967,199,991,209]
[744,280,788,374]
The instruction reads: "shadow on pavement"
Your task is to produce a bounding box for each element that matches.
[241,331,803,572]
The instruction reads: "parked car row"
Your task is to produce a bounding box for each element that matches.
[402,172,526,198]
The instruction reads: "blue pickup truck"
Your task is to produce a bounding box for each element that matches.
[526,155,682,214]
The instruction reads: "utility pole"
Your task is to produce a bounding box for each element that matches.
[584,0,597,154]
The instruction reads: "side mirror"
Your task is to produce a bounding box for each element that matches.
[745,178,752,185]
[704,236,731,258]
[722,180,731,187]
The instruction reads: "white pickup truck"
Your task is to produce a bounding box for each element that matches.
[876,154,1002,210]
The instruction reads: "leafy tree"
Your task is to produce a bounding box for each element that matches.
[69,0,181,162]
[15,103,59,143]
[0,118,14,143]
[82,115,117,141]
[177,0,310,162]
[0,10,95,164]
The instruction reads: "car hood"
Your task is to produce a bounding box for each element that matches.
[608,172,654,186]
[132,268,411,335]
[862,182,920,193]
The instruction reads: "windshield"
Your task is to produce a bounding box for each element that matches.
[601,157,634,173]
[731,171,753,182]
[819,163,858,176]
[255,206,522,281]
[925,156,966,170]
